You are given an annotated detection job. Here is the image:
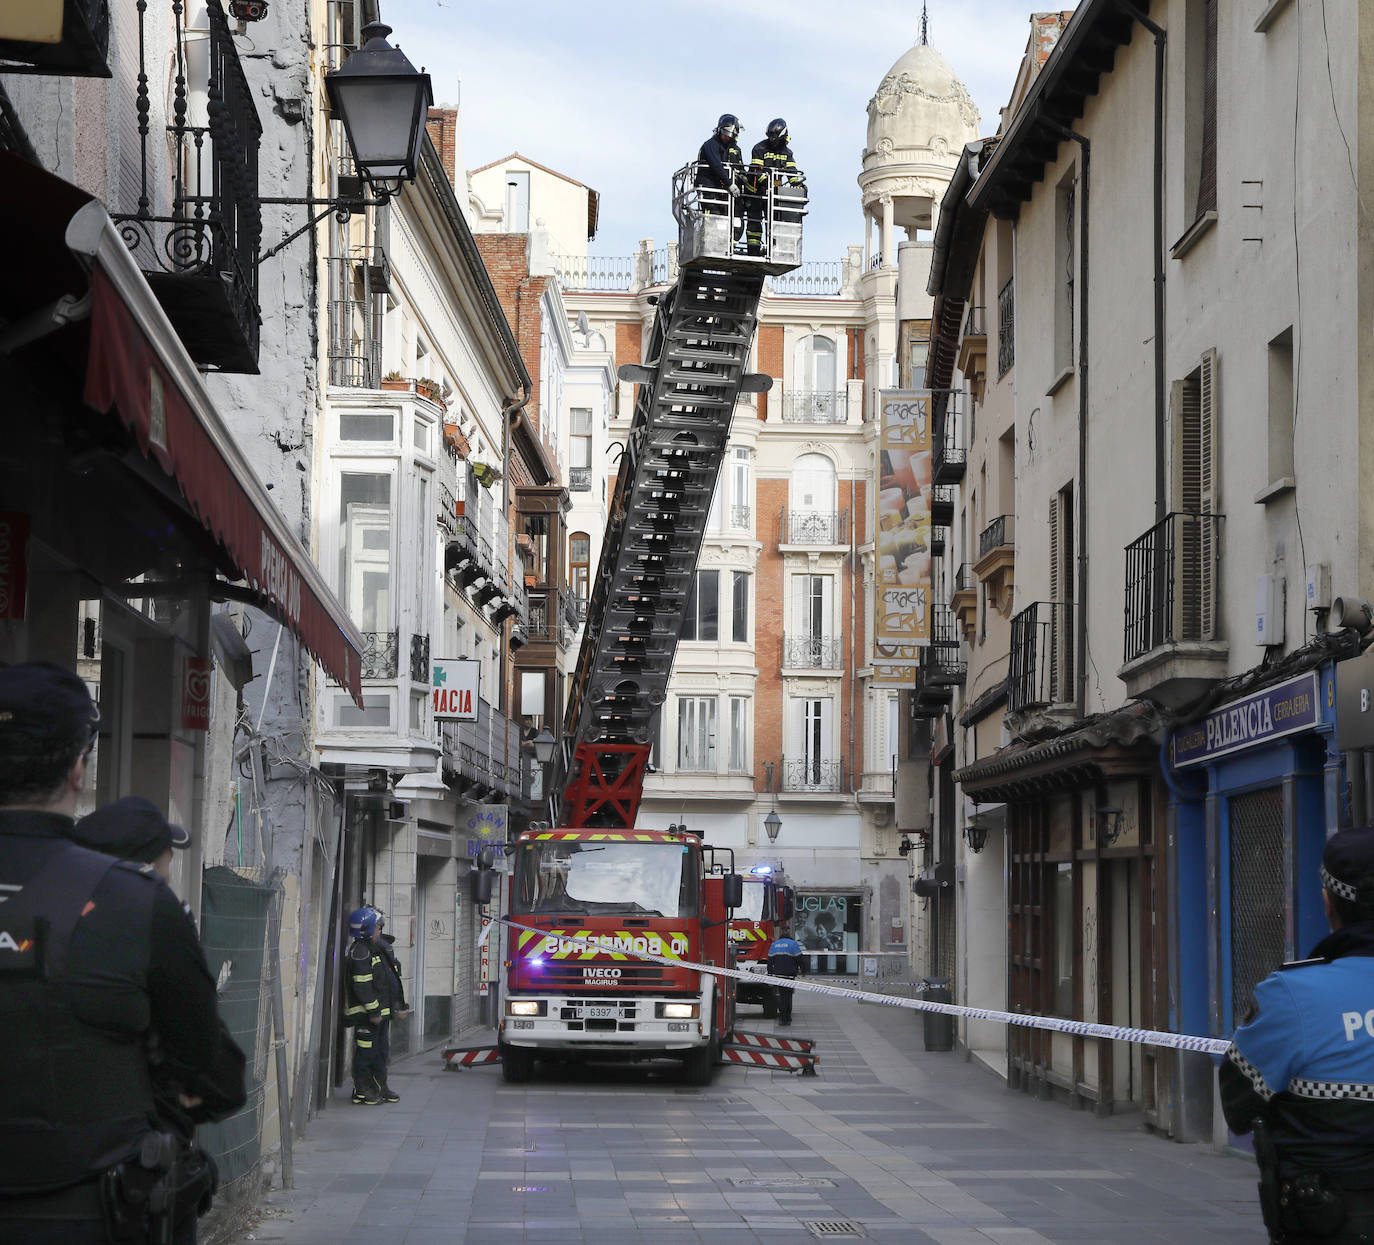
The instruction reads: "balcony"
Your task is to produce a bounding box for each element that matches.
[923,605,966,687]
[769,260,845,297]
[112,0,261,373]
[1120,511,1228,708]
[950,563,978,634]
[782,390,848,424]
[360,630,399,681]
[957,303,987,379]
[782,635,844,670]
[568,466,593,492]
[776,757,846,794]
[933,404,966,484]
[997,276,1014,378]
[930,485,955,527]
[930,527,947,557]
[729,504,751,531]
[552,254,636,292]
[326,250,384,388]
[440,698,523,800]
[780,508,848,547]
[973,514,1015,610]
[1009,601,1074,713]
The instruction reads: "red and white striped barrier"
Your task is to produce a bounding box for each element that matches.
[444,1045,501,1068]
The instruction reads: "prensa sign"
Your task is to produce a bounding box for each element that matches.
[1171,671,1320,768]
[431,658,479,721]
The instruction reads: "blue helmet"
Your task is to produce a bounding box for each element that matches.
[348,906,381,939]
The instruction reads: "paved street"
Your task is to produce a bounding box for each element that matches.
[233,991,1263,1244]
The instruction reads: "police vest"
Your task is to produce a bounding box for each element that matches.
[0,845,158,1195]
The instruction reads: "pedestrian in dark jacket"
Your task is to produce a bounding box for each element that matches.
[767,931,805,1026]
[1220,827,1374,1243]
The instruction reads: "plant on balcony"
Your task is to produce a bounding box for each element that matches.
[443,422,471,457]
[471,461,502,488]
[414,376,445,405]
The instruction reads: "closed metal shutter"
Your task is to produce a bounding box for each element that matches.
[1229,786,1285,1024]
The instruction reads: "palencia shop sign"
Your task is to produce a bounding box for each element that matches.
[1171,672,1320,768]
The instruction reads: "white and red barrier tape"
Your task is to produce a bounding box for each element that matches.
[499,917,1230,1057]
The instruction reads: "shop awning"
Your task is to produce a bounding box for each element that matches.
[0,150,362,702]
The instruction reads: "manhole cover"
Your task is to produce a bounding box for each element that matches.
[805,1223,866,1240]
[731,1177,836,1190]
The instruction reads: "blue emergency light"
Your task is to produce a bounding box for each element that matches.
[749,864,773,876]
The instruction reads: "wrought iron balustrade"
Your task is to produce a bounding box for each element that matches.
[782,390,847,423]
[729,504,751,531]
[552,254,635,291]
[409,633,430,684]
[360,630,399,681]
[997,277,1015,377]
[1009,601,1074,711]
[439,698,523,799]
[930,485,955,526]
[781,508,848,546]
[1123,511,1224,663]
[326,251,384,387]
[964,304,986,337]
[568,466,593,492]
[952,563,975,595]
[978,514,1014,560]
[922,605,966,686]
[934,410,967,484]
[782,635,843,669]
[769,261,844,296]
[781,757,845,793]
[111,0,261,373]
[525,596,556,642]
[650,247,672,286]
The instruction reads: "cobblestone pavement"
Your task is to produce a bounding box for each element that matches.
[232,991,1264,1244]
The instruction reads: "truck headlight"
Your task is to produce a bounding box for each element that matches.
[656,1002,699,1019]
[506,1000,546,1017]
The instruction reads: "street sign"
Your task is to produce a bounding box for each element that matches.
[432,657,479,721]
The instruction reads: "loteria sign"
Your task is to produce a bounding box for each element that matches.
[432,658,480,721]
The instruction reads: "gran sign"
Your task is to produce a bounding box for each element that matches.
[432,657,480,722]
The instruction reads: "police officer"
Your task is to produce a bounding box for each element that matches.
[696,113,746,244]
[766,928,805,1026]
[0,662,245,1243]
[744,117,806,256]
[75,794,192,884]
[1221,827,1374,1243]
[344,906,407,1103]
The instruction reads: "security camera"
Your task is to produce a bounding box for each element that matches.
[228,0,268,20]
[1332,597,1374,635]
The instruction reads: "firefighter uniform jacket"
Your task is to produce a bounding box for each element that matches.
[746,138,802,193]
[696,134,744,192]
[345,935,398,1026]
[1220,922,1374,1184]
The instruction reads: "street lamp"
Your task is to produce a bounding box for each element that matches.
[763,810,782,844]
[963,823,989,854]
[324,23,434,198]
[532,728,557,766]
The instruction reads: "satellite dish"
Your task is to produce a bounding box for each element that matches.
[576,311,591,336]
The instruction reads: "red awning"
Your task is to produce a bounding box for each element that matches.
[65,204,363,703]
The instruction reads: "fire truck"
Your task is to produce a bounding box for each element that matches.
[731,871,794,1017]
[491,165,809,1084]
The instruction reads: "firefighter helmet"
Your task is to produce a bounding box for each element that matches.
[716,113,741,141]
[348,906,381,938]
[766,118,788,142]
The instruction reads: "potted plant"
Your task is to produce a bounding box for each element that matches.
[471,461,502,488]
[381,370,409,393]
[415,376,444,405]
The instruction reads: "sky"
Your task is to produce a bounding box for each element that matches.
[380,1,1049,265]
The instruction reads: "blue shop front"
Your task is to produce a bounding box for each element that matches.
[1165,665,1340,1140]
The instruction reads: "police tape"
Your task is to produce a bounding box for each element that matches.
[499,918,1231,1057]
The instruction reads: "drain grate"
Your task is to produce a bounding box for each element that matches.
[732,1177,836,1190]
[805,1222,866,1240]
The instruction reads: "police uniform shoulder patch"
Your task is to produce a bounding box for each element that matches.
[1279,956,1327,971]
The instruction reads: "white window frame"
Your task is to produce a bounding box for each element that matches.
[677,696,718,772]
[728,696,750,773]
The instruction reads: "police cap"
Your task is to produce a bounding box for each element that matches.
[1321,826,1374,903]
[75,796,192,864]
[0,661,99,755]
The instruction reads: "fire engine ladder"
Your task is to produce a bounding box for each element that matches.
[558,264,770,828]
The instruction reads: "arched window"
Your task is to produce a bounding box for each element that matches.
[791,335,840,421]
[789,453,837,544]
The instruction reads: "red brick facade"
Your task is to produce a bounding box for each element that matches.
[425,108,460,186]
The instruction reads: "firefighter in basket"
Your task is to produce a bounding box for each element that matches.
[744,117,806,257]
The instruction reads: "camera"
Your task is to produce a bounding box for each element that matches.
[228,0,268,21]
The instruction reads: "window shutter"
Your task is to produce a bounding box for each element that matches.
[1198,348,1219,636]
[1196,0,1218,217]
[1048,496,1063,701]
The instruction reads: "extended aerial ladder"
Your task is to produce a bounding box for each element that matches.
[555,167,806,829]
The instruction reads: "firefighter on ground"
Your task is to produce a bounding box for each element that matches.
[696,113,746,243]
[1220,826,1374,1243]
[766,929,805,1027]
[345,906,408,1104]
[744,117,805,256]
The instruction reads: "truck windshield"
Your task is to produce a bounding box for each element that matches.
[514,840,700,918]
[735,882,767,923]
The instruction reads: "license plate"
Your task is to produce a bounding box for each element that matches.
[584,1006,615,1019]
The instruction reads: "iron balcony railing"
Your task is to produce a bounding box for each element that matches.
[930,485,955,526]
[782,390,847,423]
[769,260,844,296]
[779,757,846,793]
[360,631,399,681]
[409,633,430,684]
[978,514,1014,561]
[934,407,967,484]
[922,605,966,686]
[1009,601,1075,712]
[525,595,557,642]
[729,504,751,531]
[112,0,261,373]
[439,697,523,799]
[781,508,848,546]
[326,250,384,388]
[650,247,672,286]
[782,635,844,669]
[997,277,1015,377]
[568,466,593,492]
[953,563,975,595]
[964,304,987,337]
[552,254,636,291]
[1123,511,1225,663]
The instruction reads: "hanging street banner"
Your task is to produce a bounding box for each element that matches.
[432,657,480,721]
[874,390,932,686]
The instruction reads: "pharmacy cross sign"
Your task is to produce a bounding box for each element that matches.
[431,658,479,722]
